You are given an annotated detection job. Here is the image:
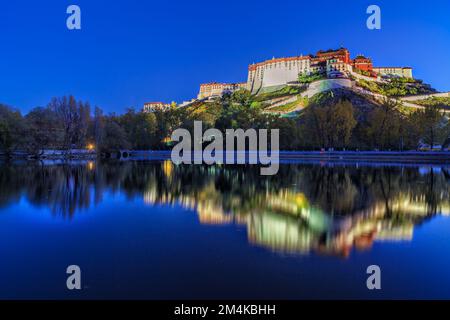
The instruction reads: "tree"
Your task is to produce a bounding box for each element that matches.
[25,106,61,155]
[267,116,301,150]
[411,106,449,148]
[301,100,356,149]
[93,106,104,149]
[231,89,252,107]
[332,101,357,148]
[366,99,403,150]
[74,100,91,147]
[99,120,130,152]
[154,107,186,147]
[47,96,91,150]
[119,109,159,149]
[48,96,75,149]
[0,104,28,155]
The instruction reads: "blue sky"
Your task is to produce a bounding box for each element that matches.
[1,0,449,113]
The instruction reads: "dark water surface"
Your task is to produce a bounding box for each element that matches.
[0,160,449,299]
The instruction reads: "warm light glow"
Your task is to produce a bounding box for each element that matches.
[87,143,95,151]
[87,161,95,171]
[162,160,173,178]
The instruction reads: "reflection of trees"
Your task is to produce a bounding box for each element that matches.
[0,161,449,256]
[0,164,23,208]
[0,161,131,217]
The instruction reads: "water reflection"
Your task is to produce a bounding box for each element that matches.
[0,160,449,257]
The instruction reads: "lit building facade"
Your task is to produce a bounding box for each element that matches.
[143,102,170,113]
[352,55,373,72]
[373,67,413,78]
[247,56,311,94]
[197,82,247,99]
[246,48,413,94]
[327,58,351,74]
[315,48,351,64]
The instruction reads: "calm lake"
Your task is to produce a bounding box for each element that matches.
[0,160,449,299]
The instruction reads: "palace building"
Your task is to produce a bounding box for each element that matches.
[197,82,247,99]
[246,47,413,94]
[143,102,171,113]
[352,55,373,72]
[315,48,351,64]
[373,67,413,78]
[247,55,312,94]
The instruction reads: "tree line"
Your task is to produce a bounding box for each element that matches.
[0,96,171,156]
[1,90,449,156]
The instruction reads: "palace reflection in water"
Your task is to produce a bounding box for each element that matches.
[1,160,448,258]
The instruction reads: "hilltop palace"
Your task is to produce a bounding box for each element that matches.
[144,47,413,111]
[247,47,412,95]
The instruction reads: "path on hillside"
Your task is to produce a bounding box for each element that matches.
[263,93,310,115]
[302,79,353,98]
[400,92,450,101]
[353,87,450,113]
[265,95,298,109]
[262,79,450,116]
[304,79,450,113]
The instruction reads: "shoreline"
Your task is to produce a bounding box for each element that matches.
[130,150,450,164]
[2,150,450,164]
